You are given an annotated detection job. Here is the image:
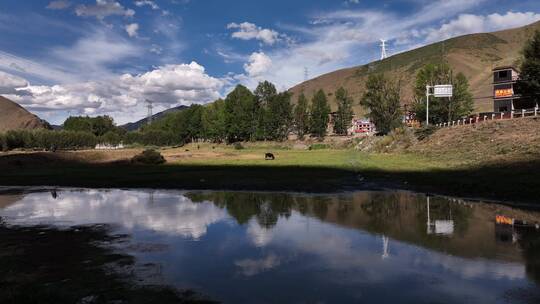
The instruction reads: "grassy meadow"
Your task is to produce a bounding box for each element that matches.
[1,140,538,205]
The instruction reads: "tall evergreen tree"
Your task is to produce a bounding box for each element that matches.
[412,63,473,124]
[515,30,540,106]
[293,93,309,139]
[360,74,403,135]
[309,89,331,138]
[224,85,256,143]
[333,87,354,135]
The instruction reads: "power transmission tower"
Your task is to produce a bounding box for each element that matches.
[145,99,153,125]
[380,39,388,60]
[304,67,309,82]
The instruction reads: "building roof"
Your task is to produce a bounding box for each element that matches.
[493,66,519,72]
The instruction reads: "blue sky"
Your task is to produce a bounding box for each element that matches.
[0,0,539,124]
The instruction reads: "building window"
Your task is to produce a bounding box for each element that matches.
[498,70,508,79]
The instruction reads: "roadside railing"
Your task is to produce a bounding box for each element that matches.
[434,107,539,128]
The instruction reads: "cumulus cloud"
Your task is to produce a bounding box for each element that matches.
[75,0,135,20]
[134,0,159,10]
[425,12,540,43]
[243,52,272,77]
[46,0,71,10]
[8,62,223,115]
[125,23,139,37]
[0,70,29,95]
[227,22,281,45]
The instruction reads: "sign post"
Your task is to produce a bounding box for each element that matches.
[425,85,453,126]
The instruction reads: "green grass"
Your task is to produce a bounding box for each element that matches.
[1,146,539,205]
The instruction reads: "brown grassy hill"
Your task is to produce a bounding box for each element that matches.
[289,21,540,115]
[0,96,49,132]
[411,117,540,163]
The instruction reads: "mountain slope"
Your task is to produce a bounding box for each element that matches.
[0,96,50,132]
[121,105,188,131]
[289,21,540,115]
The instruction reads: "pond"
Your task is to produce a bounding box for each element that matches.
[1,188,539,303]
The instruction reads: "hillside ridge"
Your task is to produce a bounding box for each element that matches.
[0,96,49,132]
[289,20,540,115]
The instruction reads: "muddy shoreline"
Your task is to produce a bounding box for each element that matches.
[0,222,215,304]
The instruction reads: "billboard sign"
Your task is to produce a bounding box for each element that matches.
[495,88,513,98]
[433,85,453,98]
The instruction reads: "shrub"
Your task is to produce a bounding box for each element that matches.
[373,127,416,152]
[131,149,166,165]
[233,142,244,150]
[0,130,97,151]
[414,125,438,141]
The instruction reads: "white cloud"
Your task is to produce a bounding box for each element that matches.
[50,29,141,80]
[7,62,223,118]
[227,22,281,45]
[0,71,29,95]
[149,44,163,55]
[75,0,135,20]
[0,28,141,86]
[134,0,159,10]
[235,254,281,276]
[243,52,272,78]
[125,23,139,37]
[426,12,540,43]
[46,0,71,10]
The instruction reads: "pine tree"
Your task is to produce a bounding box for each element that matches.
[293,93,309,139]
[333,87,354,135]
[515,30,540,106]
[309,89,331,138]
[360,74,402,135]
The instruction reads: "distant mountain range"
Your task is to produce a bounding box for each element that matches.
[0,96,50,132]
[120,105,188,131]
[289,20,540,114]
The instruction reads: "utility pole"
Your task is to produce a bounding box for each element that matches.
[426,85,430,126]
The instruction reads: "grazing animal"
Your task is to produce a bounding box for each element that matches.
[265,153,275,160]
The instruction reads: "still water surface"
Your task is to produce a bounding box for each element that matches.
[1,188,539,303]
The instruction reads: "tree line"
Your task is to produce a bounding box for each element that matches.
[141,81,354,143]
